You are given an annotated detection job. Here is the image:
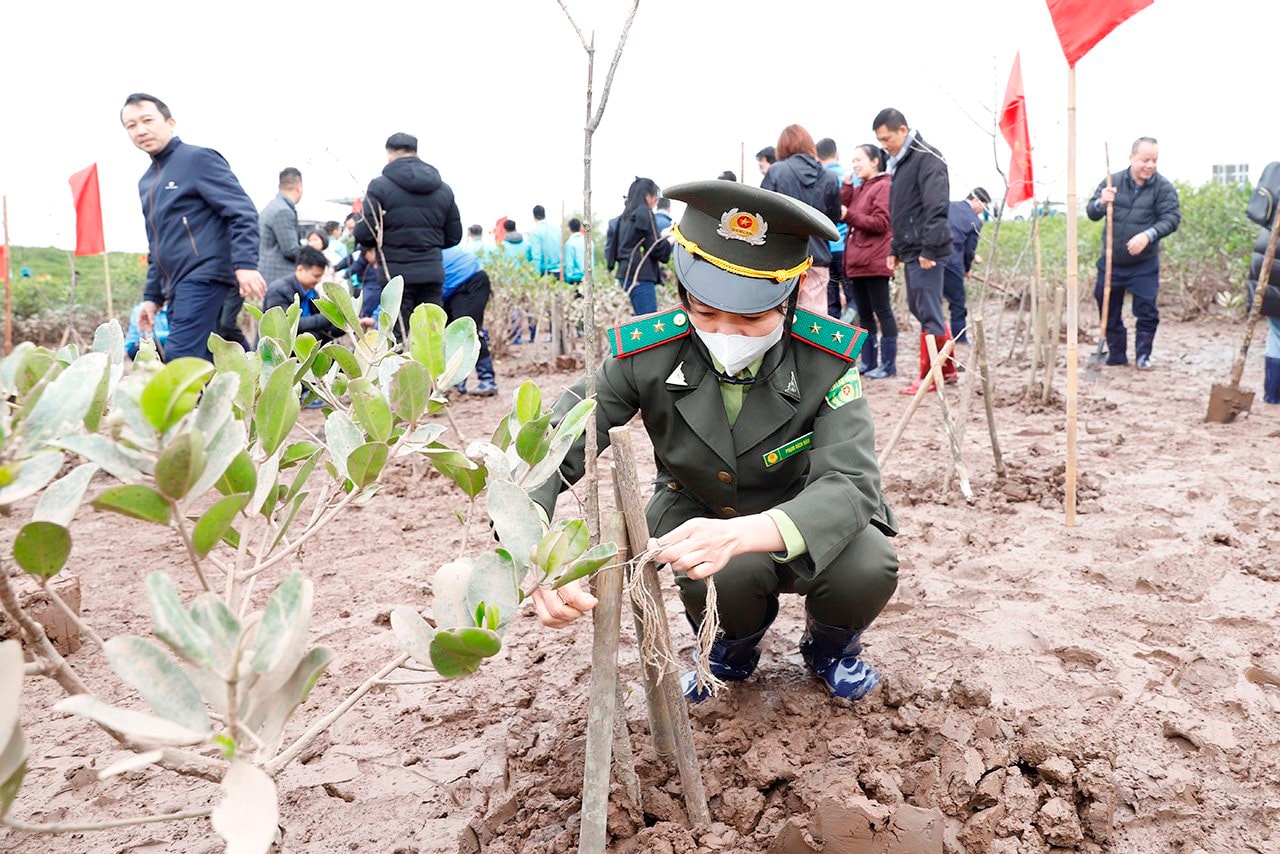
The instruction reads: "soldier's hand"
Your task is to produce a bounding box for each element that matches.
[1126,233,1150,256]
[531,580,598,629]
[650,516,784,581]
[236,269,267,300]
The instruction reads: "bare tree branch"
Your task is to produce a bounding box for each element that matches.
[589,0,641,132]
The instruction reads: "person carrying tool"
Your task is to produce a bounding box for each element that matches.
[1086,137,1181,369]
[525,180,900,703]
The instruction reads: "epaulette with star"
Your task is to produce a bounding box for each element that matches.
[790,307,868,362]
[608,306,691,358]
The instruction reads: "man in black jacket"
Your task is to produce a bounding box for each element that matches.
[873,108,955,394]
[122,93,266,361]
[1086,137,1181,369]
[263,247,353,341]
[355,132,462,339]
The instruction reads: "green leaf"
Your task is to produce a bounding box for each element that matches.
[0,640,24,748]
[313,297,351,336]
[396,423,447,454]
[92,320,126,365]
[388,360,431,424]
[0,452,64,509]
[408,303,447,378]
[521,399,596,490]
[256,357,301,456]
[187,594,241,678]
[92,485,171,525]
[193,372,240,439]
[310,348,334,379]
[270,491,309,551]
[104,636,211,734]
[250,448,282,516]
[187,418,248,500]
[294,332,318,362]
[250,572,312,698]
[208,335,256,413]
[468,552,519,632]
[13,522,71,579]
[390,607,436,666]
[432,559,477,630]
[379,276,404,333]
[155,431,208,501]
[141,358,215,433]
[514,413,553,466]
[249,646,334,749]
[20,351,110,450]
[321,282,363,335]
[429,627,502,678]
[83,351,113,433]
[514,381,541,424]
[346,442,388,488]
[283,449,320,505]
[534,529,572,577]
[258,305,294,352]
[348,378,393,443]
[319,343,362,380]
[211,760,278,854]
[552,542,620,588]
[0,748,25,821]
[215,449,257,497]
[145,572,214,668]
[488,480,545,569]
[193,493,250,557]
[280,441,321,467]
[33,463,99,526]
[53,694,208,747]
[324,411,363,483]
[422,444,488,498]
[438,316,480,389]
[53,435,147,482]
[553,518,591,561]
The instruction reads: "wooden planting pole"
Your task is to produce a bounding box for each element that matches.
[1041,285,1065,404]
[974,317,1006,479]
[945,329,975,495]
[608,425,710,829]
[925,335,973,499]
[1027,209,1042,394]
[877,336,957,470]
[579,509,629,853]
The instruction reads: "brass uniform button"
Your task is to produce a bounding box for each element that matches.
[717,471,733,484]
[667,481,681,490]
[721,506,737,517]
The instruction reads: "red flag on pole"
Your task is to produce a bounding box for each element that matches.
[68,164,106,256]
[0,246,8,282]
[1045,0,1153,67]
[1000,53,1035,207]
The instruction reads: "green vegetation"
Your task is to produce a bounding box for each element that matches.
[4,246,146,320]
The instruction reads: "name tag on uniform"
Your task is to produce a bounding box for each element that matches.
[762,432,813,467]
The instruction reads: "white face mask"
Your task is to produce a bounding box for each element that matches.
[694,318,785,376]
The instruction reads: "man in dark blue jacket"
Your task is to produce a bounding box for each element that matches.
[355,132,462,340]
[1086,137,1181,369]
[121,93,265,361]
[942,187,990,345]
[263,247,348,341]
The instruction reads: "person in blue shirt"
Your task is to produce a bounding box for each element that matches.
[942,188,990,345]
[124,302,170,359]
[563,218,585,285]
[441,245,498,395]
[527,205,562,279]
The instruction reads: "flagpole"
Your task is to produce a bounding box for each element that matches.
[2,195,10,354]
[102,252,114,320]
[1064,65,1079,526]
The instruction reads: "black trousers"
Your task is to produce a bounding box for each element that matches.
[847,275,898,339]
[443,270,492,364]
[396,281,444,340]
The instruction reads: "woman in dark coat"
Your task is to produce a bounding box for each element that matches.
[841,144,898,378]
[609,177,671,315]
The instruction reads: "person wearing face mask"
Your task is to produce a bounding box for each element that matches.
[524,180,899,703]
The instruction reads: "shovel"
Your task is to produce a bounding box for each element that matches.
[1206,208,1280,422]
[1086,146,1115,379]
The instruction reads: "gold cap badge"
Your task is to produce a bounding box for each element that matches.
[717,208,768,246]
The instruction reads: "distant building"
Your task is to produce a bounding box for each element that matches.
[1212,163,1249,186]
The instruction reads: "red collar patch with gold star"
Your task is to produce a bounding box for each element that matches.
[608,306,692,359]
[789,307,867,362]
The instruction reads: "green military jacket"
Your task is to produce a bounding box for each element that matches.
[532,307,897,576]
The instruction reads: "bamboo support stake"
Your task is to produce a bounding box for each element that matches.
[1064,66,1080,526]
[579,509,629,853]
[877,337,958,470]
[608,425,710,829]
[945,330,976,494]
[612,680,641,805]
[925,335,973,499]
[974,317,1006,478]
[1027,209,1042,394]
[1041,285,1065,403]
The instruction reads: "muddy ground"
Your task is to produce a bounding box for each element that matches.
[5,312,1279,853]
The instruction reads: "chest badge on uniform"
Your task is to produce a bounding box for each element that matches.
[825,365,863,410]
[717,208,768,246]
[666,361,687,387]
[763,432,813,468]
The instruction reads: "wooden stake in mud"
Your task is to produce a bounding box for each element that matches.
[608,425,711,829]
[1027,207,1042,394]
[579,509,629,853]
[1063,66,1080,526]
[925,335,973,499]
[877,337,958,470]
[1041,284,1065,404]
[974,317,1006,478]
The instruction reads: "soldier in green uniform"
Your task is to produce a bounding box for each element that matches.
[528,180,899,701]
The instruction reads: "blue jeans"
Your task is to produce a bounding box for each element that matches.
[165,280,235,361]
[903,259,945,336]
[625,280,658,316]
[1267,317,1280,359]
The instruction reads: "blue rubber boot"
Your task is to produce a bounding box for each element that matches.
[864,336,897,379]
[473,353,498,397]
[1265,357,1280,405]
[799,615,882,700]
[859,337,878,375]
[681,602,776,702]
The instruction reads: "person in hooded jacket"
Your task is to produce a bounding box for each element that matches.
[609,177,672,315]
[355,132,462,339]
[761,124,841,315]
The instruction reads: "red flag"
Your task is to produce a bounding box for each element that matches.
[0,246,8,282]
[1045,0,1153,67]
[1000,53,1035,207]
[68,164,106,256]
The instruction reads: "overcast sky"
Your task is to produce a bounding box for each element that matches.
[2,0,1275,254]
